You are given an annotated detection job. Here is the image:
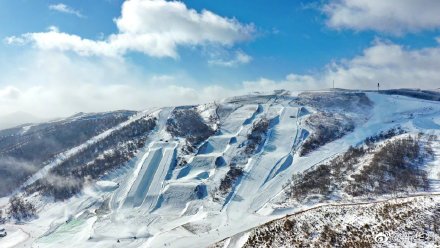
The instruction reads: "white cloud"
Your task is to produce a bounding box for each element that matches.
[4,36,27,45]
[49,3,84,18]
[2,37,439,122]
[208,51,252,67]
[323,0,440,34]
[2,39,440,120]
[8,0,254,58]
[328,40,440,89]
[0,51,239,119]
[244,40,440,91]
[243,75,322,93]
[0,86,21,99]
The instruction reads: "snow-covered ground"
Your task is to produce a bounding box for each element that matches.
[218,194,440,248]
[1,91,440,248]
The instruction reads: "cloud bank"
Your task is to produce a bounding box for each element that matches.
[2,39,440,121]
[245,40,440,91]
[8,0,254,58]
[323,0,440,34]
[0,51,239,119]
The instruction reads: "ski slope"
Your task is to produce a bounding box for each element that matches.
[2,90,440,248]
[18,108,158,191]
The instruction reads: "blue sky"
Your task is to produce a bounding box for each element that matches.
[1,0,440,120]
[0,0,387,80]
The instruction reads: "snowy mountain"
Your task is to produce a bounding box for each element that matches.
[0,110,136,197]
[0,89,440,248]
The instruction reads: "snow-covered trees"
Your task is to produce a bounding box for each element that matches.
[166,108,215,147]
[25,116,156,200]
[287,132,434,202]
[215,117,272,198]
[347,136,430,196]
[8,196,36,221]
[286,164,331,200]
[219,167,244,194]
[295,92,372,156]
[244,117,271,154]
[0,209,5,224]
[0,111,135,197]
[300,112,355,156]
[242,196,440,247]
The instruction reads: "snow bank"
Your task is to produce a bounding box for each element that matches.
[0,228,29,248]
[95,181,119,192]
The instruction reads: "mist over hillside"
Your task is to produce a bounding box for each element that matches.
[0,112,44,131]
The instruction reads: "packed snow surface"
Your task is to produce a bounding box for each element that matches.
[1,90,440,248]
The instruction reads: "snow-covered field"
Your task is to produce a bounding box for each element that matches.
[1,90,440,248]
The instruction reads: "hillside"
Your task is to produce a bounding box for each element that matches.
[0,89,439,248]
